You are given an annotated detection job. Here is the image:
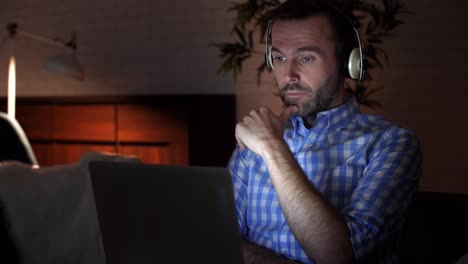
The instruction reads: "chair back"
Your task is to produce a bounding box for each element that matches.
[0,112,38,166]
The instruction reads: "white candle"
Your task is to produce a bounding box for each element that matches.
[8,56,16,119]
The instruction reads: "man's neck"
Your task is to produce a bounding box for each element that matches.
[301,92,352,129]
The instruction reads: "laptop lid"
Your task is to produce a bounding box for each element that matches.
[88,161,244,264]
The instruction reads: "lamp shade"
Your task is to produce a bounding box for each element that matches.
[44,51,84,81]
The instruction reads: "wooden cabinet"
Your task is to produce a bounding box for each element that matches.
[47,143,117,165]
[1,95,236,167]
[13,101,188,166]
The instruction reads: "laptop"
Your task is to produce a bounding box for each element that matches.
[88,160,244,264]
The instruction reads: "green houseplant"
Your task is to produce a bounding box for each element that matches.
[214,0,408,108]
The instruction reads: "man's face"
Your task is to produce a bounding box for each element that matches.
[271,15,345,117]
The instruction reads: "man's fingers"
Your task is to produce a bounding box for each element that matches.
[279,105,298,124]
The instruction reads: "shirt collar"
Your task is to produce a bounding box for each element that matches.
[290,96,360,133]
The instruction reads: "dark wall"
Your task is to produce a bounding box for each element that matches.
[186,95,236,167]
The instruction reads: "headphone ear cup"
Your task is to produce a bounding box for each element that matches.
[348,48,361,79]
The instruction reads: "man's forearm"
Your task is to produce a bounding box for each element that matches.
[261,141,354,264]
[242,238,301,264]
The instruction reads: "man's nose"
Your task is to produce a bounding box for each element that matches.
[286,62,300,83]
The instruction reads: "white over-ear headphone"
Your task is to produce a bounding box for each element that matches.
[265,0,365,80]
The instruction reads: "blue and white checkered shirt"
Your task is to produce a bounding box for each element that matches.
[228,97,421,263]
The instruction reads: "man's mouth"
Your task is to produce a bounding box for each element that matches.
[285,91,307,98]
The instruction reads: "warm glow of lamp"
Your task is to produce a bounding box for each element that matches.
[2,23,84,119]
[2,23,85,120]
[8,56,16,119]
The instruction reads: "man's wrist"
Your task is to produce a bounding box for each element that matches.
[260,139,291,161]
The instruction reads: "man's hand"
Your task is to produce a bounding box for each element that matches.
[235,105,298,156]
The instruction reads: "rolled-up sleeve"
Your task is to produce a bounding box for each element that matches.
[342,127,422,261]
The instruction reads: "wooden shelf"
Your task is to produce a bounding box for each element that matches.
[12,101,188,166]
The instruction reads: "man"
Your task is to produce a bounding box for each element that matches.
[227,0,422,263]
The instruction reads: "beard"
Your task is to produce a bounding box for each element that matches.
[279,82,339,118]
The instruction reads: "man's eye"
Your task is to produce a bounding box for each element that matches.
[273,56,286,62]
[300,56,315,63]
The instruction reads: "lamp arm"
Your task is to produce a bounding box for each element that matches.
[6,23,76,50]
[3,22,84,81]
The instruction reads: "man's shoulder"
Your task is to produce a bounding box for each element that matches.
[349,112,420,150]
[350,112,414,134]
